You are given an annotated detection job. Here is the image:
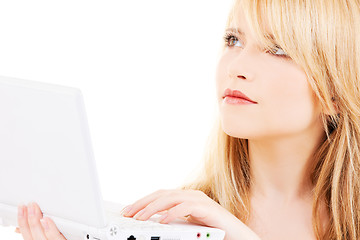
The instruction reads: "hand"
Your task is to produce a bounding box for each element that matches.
[122,189,233,227]
[121,189,262,240]
[15,202,67,240]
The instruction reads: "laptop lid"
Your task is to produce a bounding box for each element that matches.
[0,75,107,229]
[0,76,227,240]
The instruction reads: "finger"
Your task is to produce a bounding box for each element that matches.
[120,205,131,215]
[159,202,207,226]
[41,217,67,240]
[158,202,193,224]
[14,227,21,234]
[17,205,34,240]
[27,202,47,240]
[134,191,196,221]
[156,210,168,215]
[134,196,181,221]
[123,189,170,217]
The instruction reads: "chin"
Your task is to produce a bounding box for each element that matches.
[221,122,251,139]
[220,118,269,140]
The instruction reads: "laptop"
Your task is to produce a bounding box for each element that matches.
[0,75,225,240]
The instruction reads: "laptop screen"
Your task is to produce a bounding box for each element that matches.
[0,76,107,228]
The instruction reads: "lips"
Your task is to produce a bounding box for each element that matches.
[222,88,257,103]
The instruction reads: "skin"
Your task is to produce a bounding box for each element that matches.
[15,7,332,240]
[16,202,66,240]
[216,8,329,240]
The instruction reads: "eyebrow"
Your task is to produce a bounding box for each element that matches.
[225,27,275,41]
[225,27,244,35]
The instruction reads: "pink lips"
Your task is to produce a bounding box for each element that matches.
[222,88,257,104]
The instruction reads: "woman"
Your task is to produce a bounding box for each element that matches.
[16,0,360,239]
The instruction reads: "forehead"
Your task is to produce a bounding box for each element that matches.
[227,5,276,44]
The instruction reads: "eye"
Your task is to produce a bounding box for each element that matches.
[223,32,290,59]
[267,45,289,58]
[223,32,242,47]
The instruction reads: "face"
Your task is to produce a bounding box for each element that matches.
[216,8,323,140]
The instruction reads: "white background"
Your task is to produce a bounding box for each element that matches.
[0,0,233,238]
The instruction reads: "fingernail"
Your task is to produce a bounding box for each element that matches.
[121,205,132,216]
[28,203,35,216]
[18,205,24,217]
[134,209,145,220]
[158,213,168,223]
[40,218,49,231]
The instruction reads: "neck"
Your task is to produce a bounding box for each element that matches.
[248,126,325,203]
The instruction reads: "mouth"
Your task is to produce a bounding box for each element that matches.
[222,88,257,104]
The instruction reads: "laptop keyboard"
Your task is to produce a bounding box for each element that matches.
[102,201,226,239]
[106,211,174,230]
[104,201,182,231]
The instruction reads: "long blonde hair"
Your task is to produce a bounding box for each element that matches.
[182,0,360,239]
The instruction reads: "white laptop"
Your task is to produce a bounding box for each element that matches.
[0,75,225,240]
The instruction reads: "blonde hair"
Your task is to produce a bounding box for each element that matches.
[181,0,360,239]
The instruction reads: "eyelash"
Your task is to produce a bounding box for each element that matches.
[223,32,289,58]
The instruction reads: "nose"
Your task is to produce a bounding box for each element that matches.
[227,47,255,81]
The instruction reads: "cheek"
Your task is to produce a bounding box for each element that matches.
[258,69,320,135]
[216,55,321,139]
[215,57,227,100]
